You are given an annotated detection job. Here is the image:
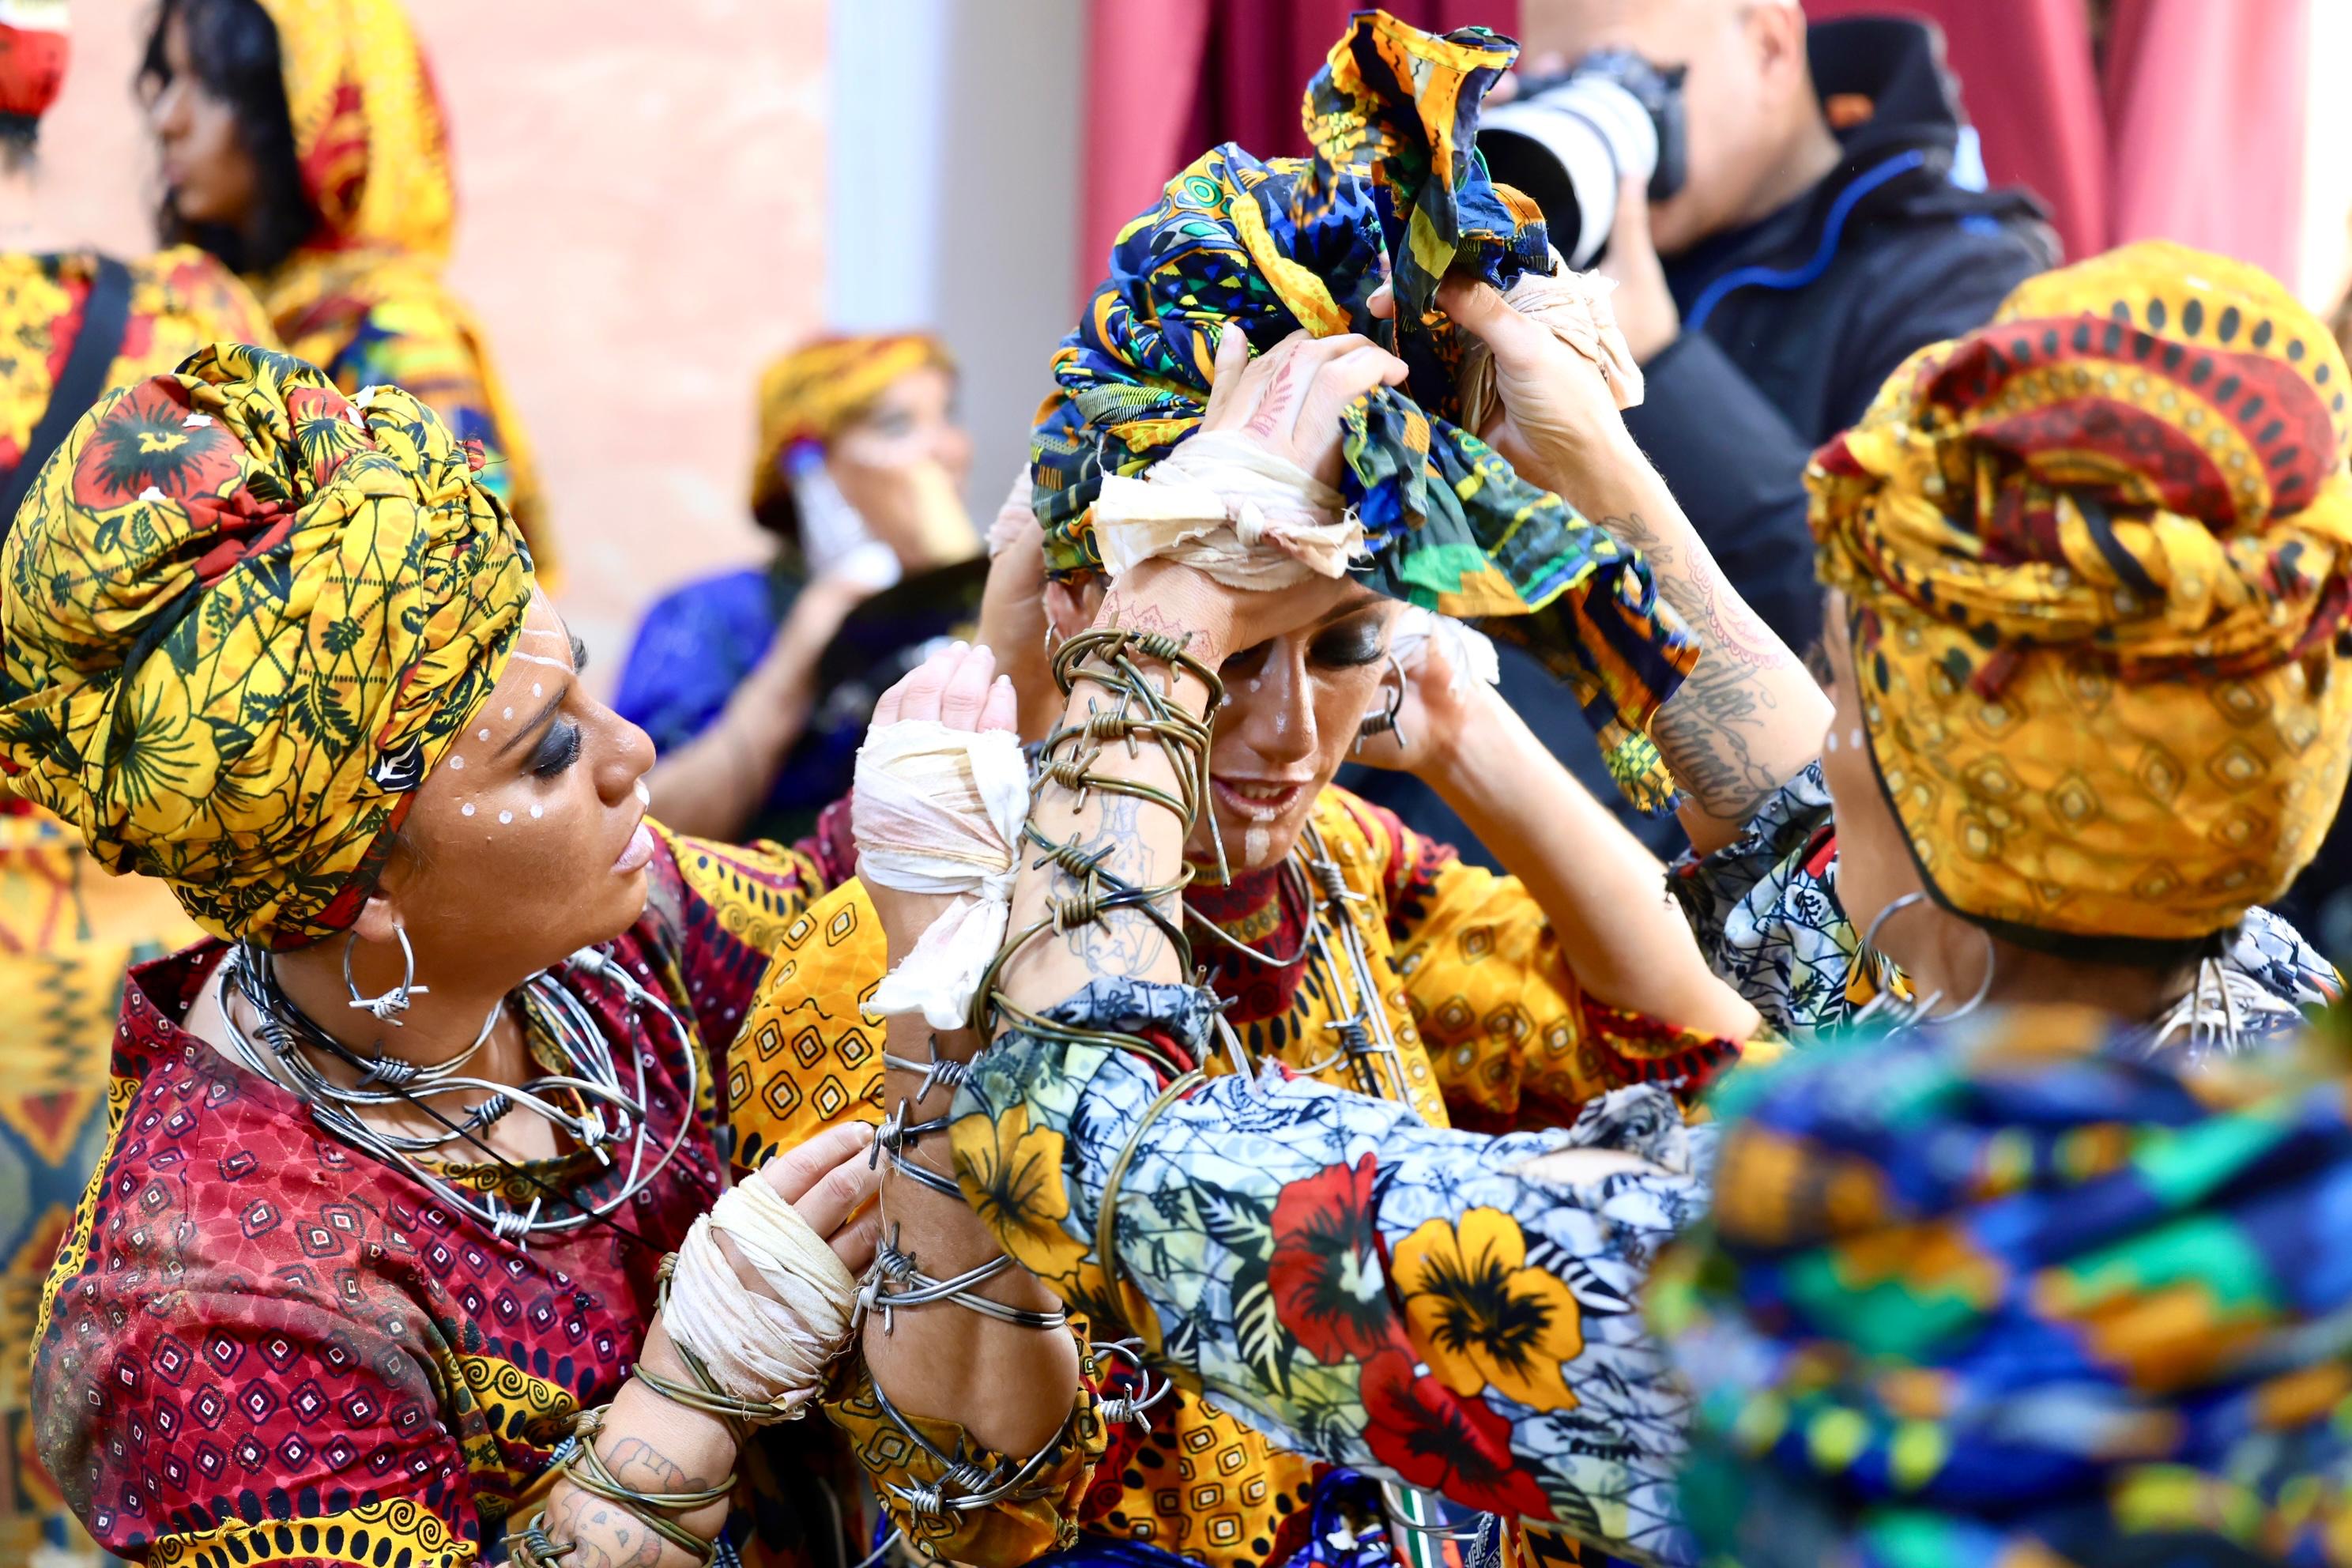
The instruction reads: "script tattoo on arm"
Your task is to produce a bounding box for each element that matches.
[1601,511,1799,828]
[537,1428,730,1568]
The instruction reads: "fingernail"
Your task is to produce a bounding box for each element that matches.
[850,1121,875,1144]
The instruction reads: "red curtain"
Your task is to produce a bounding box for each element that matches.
[1076,0,1517,306]
[1079,1,2311,307]
[1803,0,2308,276]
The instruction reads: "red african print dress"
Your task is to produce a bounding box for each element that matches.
[29,827,832,1568]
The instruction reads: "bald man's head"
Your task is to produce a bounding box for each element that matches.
[1511,0,1823,254]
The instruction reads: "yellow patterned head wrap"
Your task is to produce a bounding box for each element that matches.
[748,334,952,524]
[254,0,454,258]
[1808,241,2352,952]
[0,344,530,948]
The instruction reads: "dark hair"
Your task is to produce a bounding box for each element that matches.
[141,0,316,274]
[0,114,37,174]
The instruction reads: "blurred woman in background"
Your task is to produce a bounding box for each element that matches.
[138,0,557,579]
[614,334,982,843]
[0,8,278,1562]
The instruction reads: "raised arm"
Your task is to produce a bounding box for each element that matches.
[1430,277,1835,857]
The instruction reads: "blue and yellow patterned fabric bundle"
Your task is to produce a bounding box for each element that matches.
[1033,10,1696,808]
[1653,1007,2352,1566]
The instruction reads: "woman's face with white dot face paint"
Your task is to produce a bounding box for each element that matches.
[369,590,659,986]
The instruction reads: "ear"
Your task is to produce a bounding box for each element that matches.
[1043,576,1096,641]
[1751,0,1808,85]
[349,889,405,947]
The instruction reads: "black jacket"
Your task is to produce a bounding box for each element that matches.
[1344,16,2056,865]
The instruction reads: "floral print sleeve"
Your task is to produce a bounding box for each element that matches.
[949,978,1709,1565]
[1359,794,1744,1128]
[1666,763,2342,1041]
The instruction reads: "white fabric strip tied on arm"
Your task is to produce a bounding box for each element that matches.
[1089,429,1363,590]
[662,1171,861,1416]
[854,718,1034,1029]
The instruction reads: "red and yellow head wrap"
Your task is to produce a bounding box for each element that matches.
[253,0,454,258]
[747,334,952,524]
[1808,241,2352,951]
[0,344,531,947]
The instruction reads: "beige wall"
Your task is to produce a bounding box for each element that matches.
[38,0,831,682]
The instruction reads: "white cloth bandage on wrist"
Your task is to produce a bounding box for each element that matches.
[1457,262,1645,440]
[1089,429,1363,590]
[1387,605,1500,699]
[854,719,1033,1029]
[662,1168,861,1413]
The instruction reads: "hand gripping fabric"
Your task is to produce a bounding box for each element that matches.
[1031,10,1696,812]
[855,719,1035,1029]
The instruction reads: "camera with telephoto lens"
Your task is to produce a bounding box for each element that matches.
[1477,50,1689,268]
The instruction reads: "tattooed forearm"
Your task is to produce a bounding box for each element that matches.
[1046,793,1170,974]
[1653,647,1788,827]
[539,1490,673,1568]
[1597,511,1788,672]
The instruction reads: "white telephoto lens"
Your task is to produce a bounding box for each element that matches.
[1483,77,1660,267]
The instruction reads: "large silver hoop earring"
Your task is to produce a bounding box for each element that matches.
[1354,652,1408,754]
[1042,620,1063,661]
[345,925,430,1026]
[1850,890,1994,1035]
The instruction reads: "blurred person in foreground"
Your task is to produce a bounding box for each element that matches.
[0,6,278,1562]
[1656,1006,2352,1566]
[1349,0,2057,863]
[138,0,559,579]
[614,335,982,844]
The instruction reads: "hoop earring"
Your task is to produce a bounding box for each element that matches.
[1849,890,1994,1035]
[1354,653,1408,754]
[345,925,430,1026]
[1043,620,1063,661]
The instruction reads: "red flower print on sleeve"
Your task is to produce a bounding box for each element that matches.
[1359,1349,1553,1521]
[1268,1154,1410,1364]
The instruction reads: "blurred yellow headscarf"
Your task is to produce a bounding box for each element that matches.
[748,334,952,528]
[254,0,453,258]
[1808,241,2352,950]
[0,345,531,948]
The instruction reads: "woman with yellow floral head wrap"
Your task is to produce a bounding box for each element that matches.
[136,0,558,582]
[614,332,983,843]
[5,345,966,1567]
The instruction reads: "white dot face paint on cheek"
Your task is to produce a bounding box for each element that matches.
[477,728,491,742]
[1825,730,1838,752]
[447,755,464,771]
[1244,824,1271,867]
[503,708,514,720]
[1850,728,1865,751]
[499,811,513,824]
[530,805,543,820]
[533,684,544,698]
[461,803,475,817]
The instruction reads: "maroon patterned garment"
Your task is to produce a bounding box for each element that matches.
[29,827,836,1568]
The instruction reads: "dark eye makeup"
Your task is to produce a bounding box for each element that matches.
[1310,616,1388,669]
[533,716,583,778]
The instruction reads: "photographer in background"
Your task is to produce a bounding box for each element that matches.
[1347,0,2054,864]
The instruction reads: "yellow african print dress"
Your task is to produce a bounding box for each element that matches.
[0,244,274,1568]
[730,786,1746,1568]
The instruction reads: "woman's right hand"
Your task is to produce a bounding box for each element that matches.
[1425,273,1642,500]
[1196,322,1408,491]
[860,642,1017,956]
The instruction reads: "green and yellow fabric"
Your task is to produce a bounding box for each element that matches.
[1034,10,1695,809]
[1655,1005,2352,1566]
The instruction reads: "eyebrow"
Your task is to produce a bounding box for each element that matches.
[1311,588,1388,628]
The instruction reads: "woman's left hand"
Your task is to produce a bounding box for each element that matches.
[1349,620,1491,781]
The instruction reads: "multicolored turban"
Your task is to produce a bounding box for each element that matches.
[1034,10,1696,810]
[0,0,69,130]
[0,344,530,948]
[1653,1007,2352,1567]
[748,333,954,525]
[1809,241,2352,953]
[254,0,454,258]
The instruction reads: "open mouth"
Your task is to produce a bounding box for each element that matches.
[1212,777,1306,821]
